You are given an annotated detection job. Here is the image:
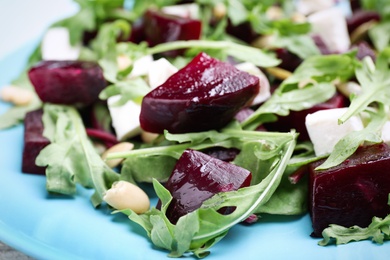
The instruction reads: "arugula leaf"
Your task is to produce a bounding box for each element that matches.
[146,40,280,67]
[36,104,119,206]
[241,52,358,129]
[339,50,390,124]
[119,132,297,257]
[369,21,390,51]
[319,214,390,246]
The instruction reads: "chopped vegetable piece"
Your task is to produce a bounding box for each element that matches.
[162,149,252,224]
[143,9,202,56]
[28,60,107,106]
[22,109,50,174]
[140,52,260,133]
[309,143,390,237]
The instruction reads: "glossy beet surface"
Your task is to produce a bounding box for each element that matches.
[28,60,107,106]
[309,143,390,237]
[22,109,50,174]
[264,93,347,141]
[163,149,252,224]
[143,9,201,56]
[140,52,260,133]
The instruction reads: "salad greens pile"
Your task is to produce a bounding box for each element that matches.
[1,0,390,258]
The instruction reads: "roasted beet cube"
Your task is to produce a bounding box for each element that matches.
[162,149,252,224]
[28,60,107,106]
[22,109,50,174]
[143,9,201,56]
[264,93,347,141]
[309,143,390,237]
[140,52,260,133]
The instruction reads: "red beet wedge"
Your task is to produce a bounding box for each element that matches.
[140,52,260,133]
[143,9,201,56]
[22,109,50,174]
[162,149,252,224]
[28,60,107,106]
[309,143,390,237]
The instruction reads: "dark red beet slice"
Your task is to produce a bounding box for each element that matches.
[28,60,107,106]
[143,9,201,56]
[162,149,252,224]
[347,10,381,34]
[140,52,260,133]
[354,41,376,61]
[264,93,347,141]
[309,143,390,237]
[22,109,50,174]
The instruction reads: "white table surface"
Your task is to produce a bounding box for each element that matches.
[0,0,77,258]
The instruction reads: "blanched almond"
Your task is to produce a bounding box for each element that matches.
[101,142,134,168]
[0,86,34,106]
[141,130,159,144]
[103,181,150,213]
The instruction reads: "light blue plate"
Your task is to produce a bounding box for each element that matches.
[1,42,390,260]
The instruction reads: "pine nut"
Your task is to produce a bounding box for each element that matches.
[141,130,159,144]
[0,85,34,106]
[117,54,132,71]
[213,2,226,20]
[101,142,134,168]
[103,180,150,213]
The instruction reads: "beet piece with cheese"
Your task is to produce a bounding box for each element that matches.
[309,143,390,237]
[28,60,107,106]
[22,109,50,174]
[140,52,260,133]
[162,149,252,224]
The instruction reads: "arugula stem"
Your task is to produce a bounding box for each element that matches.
[105,143,192,159]
[147,40,232,55]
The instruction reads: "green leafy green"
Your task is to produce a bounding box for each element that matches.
[319,215,390,246]
[36,104,119,206]
[241,52,358,129]
[338,50,390,124]
[118,132,297,257]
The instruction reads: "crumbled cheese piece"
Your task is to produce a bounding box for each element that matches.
[128,55,154,78]
[235,62,271,105]
[308,7,351,53]
[161,3,199,19]
[41,27,80,60]
[108,95,142,140]
[305,108,364,156]
[148,58,178,89]
[381,121,390,144]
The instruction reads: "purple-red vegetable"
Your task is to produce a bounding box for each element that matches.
[28,60,107,106]
[161,149,252,224]
[309,143,390,237]
[140,52,260,133]
[22,109,50,174]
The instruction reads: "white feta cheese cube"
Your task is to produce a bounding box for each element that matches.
[129,55,154,78]
[161,3,199,19]
[308,7,351,53]
[148,58,178,89]
[235,62,271,105]
[295,0,334,16]
[305,108,364,156]
[108,95,142,140]
[381,121,390,144]
[41,27,80,60]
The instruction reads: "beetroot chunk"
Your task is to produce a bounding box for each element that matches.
[143,9,201,46]
[163,149,252,224]
[309,143,390,237]
[28,60,107,106]
[22,109,50,174]
[140,52,260,133]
